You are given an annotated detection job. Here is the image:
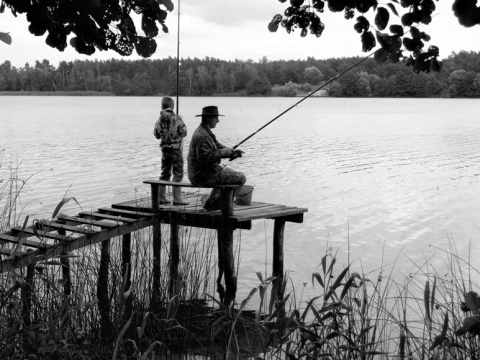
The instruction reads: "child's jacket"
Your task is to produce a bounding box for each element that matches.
[153,108,187,150]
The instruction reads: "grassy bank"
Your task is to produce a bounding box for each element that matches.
[1,158,479,359]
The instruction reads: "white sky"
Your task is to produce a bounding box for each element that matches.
[1,0,479,68]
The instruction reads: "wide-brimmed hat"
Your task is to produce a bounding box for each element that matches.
[195,106,224,117]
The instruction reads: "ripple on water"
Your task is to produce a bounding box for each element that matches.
[1,96,479,292]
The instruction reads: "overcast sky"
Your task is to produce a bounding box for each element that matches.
[1,0,479,68]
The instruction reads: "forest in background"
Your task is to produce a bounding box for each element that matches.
[0,51,479,98]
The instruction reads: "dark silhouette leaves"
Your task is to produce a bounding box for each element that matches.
[361,30,375,52]
[135,36,157,57]
[374,7,389,30]
[3,0,174,58]
[270,0,462,73]
[453,0,480,27]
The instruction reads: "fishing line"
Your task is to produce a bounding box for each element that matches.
[232,48,378,150]
[232,9,443,150]
[176,0,181,114]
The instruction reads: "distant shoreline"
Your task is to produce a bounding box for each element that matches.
[0,91,115,96]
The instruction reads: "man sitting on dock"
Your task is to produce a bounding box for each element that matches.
[187,106,246,211]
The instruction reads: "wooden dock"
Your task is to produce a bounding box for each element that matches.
[0,180,307,309]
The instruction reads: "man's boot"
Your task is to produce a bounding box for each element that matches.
[159,185,170,205]
[173,186,188,206]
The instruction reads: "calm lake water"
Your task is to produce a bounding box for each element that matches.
[1,96,479,299]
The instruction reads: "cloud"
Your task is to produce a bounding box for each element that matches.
[182,0,285,27]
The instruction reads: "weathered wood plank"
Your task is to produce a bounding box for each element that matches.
[10,227,68,242]
[56,214,118,228]
[143,179,239,189]
[234,207,307,223]
[0,233,52,249]
[79,211,136,223]
[97,207,152,219]
[1,217,155,273]
[37,221,99,235]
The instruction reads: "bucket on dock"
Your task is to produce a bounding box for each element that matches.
[235,185,254,205]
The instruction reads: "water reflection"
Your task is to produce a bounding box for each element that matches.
[1,96,479,299]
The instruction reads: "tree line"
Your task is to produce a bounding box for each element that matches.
[0,51,479,98]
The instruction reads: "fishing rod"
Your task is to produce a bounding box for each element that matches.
[176,0,181,114]
[232,48,379,150]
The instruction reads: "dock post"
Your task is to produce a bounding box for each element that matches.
[273,218,286,316]
[59,229,71,298]
[150,184,162,307]
[22,256,35,328]
[97,239,112,338]
[219,187,236,306]
[122,233,132,292]
[21,255,35,354]
[122,233,132,318]
[169,212,180,298]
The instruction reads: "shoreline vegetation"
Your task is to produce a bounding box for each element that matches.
[0,91,115,96]
[1,154,479,358]
[1,51,479,98]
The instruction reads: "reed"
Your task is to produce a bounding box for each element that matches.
[1,157,478,359]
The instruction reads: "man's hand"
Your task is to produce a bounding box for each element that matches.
[229,149,244,161]
[219,148,234,158]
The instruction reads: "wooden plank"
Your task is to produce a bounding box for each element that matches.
[0,234,52,249]
[143,179,239,189]
[79,211,136,223]
[97,207,152,219]
[234,207,307,223]
[232,205,287,220]
[113,200,253,230]
[36,221,100,235]
[11,227,68,242]
[0,246,19,256]
[1,217,155,273]
[56,214,118,228]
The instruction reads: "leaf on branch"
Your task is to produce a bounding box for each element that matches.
[386,3,399,16]
[157,0,174,12]
[375,7,390,30]
[142,14,159,38]
[135,36,157,58]
[361,30,376,52]
[465,291,480,312]
[374,48,389,63]
[401,13,413,27]
[0,32,12,45]
[389,24,403,37]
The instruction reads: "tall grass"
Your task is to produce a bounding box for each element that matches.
[0,155,478,359]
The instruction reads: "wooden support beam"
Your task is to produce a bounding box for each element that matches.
[97,238,112,339]
[150,183,162,308]
[122,233,132,292]
[219,187,236,306]
[273,218,286,317]
[168,212,180,298]
[22,258,35,354]
[59,229,71,298]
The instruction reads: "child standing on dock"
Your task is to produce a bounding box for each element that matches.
[153,97,188,205]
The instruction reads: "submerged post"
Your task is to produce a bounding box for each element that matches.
[97,239,112,338]
[122,233,132,292]
[150,184,162,307]
[273,218,286,315]
[169,212,180,298]
[218,186,236,305]
[59,229,71,297]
